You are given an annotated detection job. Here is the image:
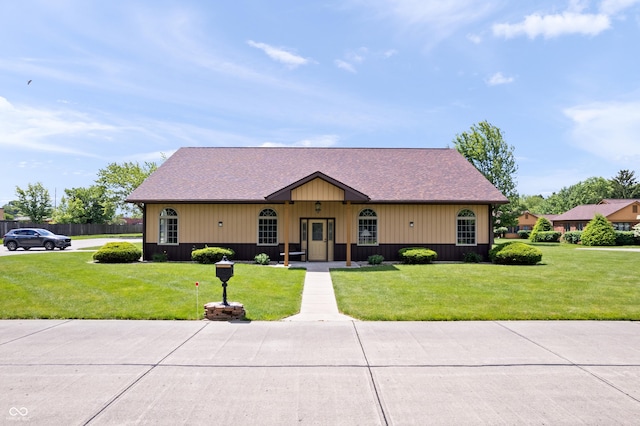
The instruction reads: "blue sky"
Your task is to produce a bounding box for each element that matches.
[1,0,640,207]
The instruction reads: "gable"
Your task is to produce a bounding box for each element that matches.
[292,178,345,201]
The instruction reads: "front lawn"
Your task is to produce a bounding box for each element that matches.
[0,252,304,320]
[331,243,640,320]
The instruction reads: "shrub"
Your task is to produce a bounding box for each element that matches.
[614,231,636,246]
[93,242,142,263]
[152,252,168,262]
[563,231,582,244]
[517,230,531,239]
[489,241,542,265]
[191,246,235,264]
[367,254,384,265]
[534,231,561,243]
[254,253,270,265]
[463,252,483,263]
[530,217,552,242]
[399,247,438,264]
[581,214,616,246]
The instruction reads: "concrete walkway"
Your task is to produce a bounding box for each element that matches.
[281,262,359,321]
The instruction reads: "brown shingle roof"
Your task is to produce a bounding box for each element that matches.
[126,147,509,204]
[554,204,627,221]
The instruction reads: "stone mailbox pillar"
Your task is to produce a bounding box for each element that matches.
[204,256,245,321]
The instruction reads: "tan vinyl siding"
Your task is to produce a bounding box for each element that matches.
[608,203,640,222]
[145,202,490,245]
[291,178,345,201]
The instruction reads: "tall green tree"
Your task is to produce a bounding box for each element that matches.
[541,177,612,214]
[1,201,22,220]
[14,182,52,222]
[453,121,519,228]
[52,186,116,224]
[95,160,159,216]
[609,169,639,199]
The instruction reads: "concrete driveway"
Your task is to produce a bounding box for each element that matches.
[1,320,639,425]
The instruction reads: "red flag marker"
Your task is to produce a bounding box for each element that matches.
[195,281,199,287]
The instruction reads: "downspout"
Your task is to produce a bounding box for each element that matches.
[284,201,290,266]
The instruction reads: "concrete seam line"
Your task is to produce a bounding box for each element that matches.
[495,321,640,405]
[82,322,211,425]
[0,319,73,347]
[352,322,389,426]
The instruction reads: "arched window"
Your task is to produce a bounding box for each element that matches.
[457,209,476,246]
[258,208,278,246]
[159,208,178,244]
[358,208,378,246]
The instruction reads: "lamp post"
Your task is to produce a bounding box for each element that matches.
[215,256,234,306]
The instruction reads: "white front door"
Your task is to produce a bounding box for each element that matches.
[308,220,327,261]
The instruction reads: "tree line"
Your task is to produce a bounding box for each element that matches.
[3,161,159,224]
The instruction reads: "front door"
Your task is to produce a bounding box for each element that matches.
[308,220,327,261]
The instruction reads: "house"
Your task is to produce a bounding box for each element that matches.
[515,212,559,233]
[552,199,640,233]
[126,147,509,265]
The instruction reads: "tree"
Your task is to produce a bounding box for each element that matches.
[52,186,116,224]
[610,169,639,199]
[15,182,52,222]
[581,213,616,246]
[453,121,519,228]
[518,195,546,215]
[529,216,552,242]
[1,201,22,220]
[540,177,613,214]
[95,160,159,216]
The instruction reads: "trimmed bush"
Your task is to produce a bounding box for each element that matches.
[191,246,235,264]
[93,242,142,263]
[462,252,483,263]
[563,231,582,244]
[254,253,270,265]
[615,231,636,246]
[534,231,561,243]
[399,247,438,264]
[530,217,553,242]
[494,226,508,238]
[367,254,384,265]
[581,214,616,246]
[489,242,542,265]
[517,230,531,239]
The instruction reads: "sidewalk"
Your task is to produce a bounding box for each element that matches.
[282,262,358,321]
[1,320,639,424]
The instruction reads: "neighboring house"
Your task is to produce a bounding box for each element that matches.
[126,147,508,265]
[515,212,559,232]
[552,200,640,233]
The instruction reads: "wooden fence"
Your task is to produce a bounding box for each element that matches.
[0,221,142,236]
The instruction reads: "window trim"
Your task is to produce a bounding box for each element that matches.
[456,208,477,246]
[159,207,179,245]
[257,208,278,246]
[357,208,378,246]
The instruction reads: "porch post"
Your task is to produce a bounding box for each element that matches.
[284,201,290,266]
[346,201,352,266]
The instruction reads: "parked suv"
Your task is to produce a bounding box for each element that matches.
[3,228,72,251]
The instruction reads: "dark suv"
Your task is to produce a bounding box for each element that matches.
[3,228,72,251]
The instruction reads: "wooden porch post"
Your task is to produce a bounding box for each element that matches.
[284,201,290,266]
[346,201,352,266]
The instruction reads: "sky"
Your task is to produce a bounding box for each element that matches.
[1,0,640,208]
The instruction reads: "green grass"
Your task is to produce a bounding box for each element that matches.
[0,252,304,320]
[332,242,640,320]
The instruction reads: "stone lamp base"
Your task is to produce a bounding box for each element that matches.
[204,302,245,321]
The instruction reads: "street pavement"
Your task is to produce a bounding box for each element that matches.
[2,320,639,425]
[0,237,142,257]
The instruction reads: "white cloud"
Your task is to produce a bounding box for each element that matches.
[0,97,113,156]
[564,101,640,163]
[334,59,357,73]
[600,0,640,15]
[247,40,311,69]
[486,72,514,86]
[467,33,482,44]
[493,12,611,39]
[383,49,398,58]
